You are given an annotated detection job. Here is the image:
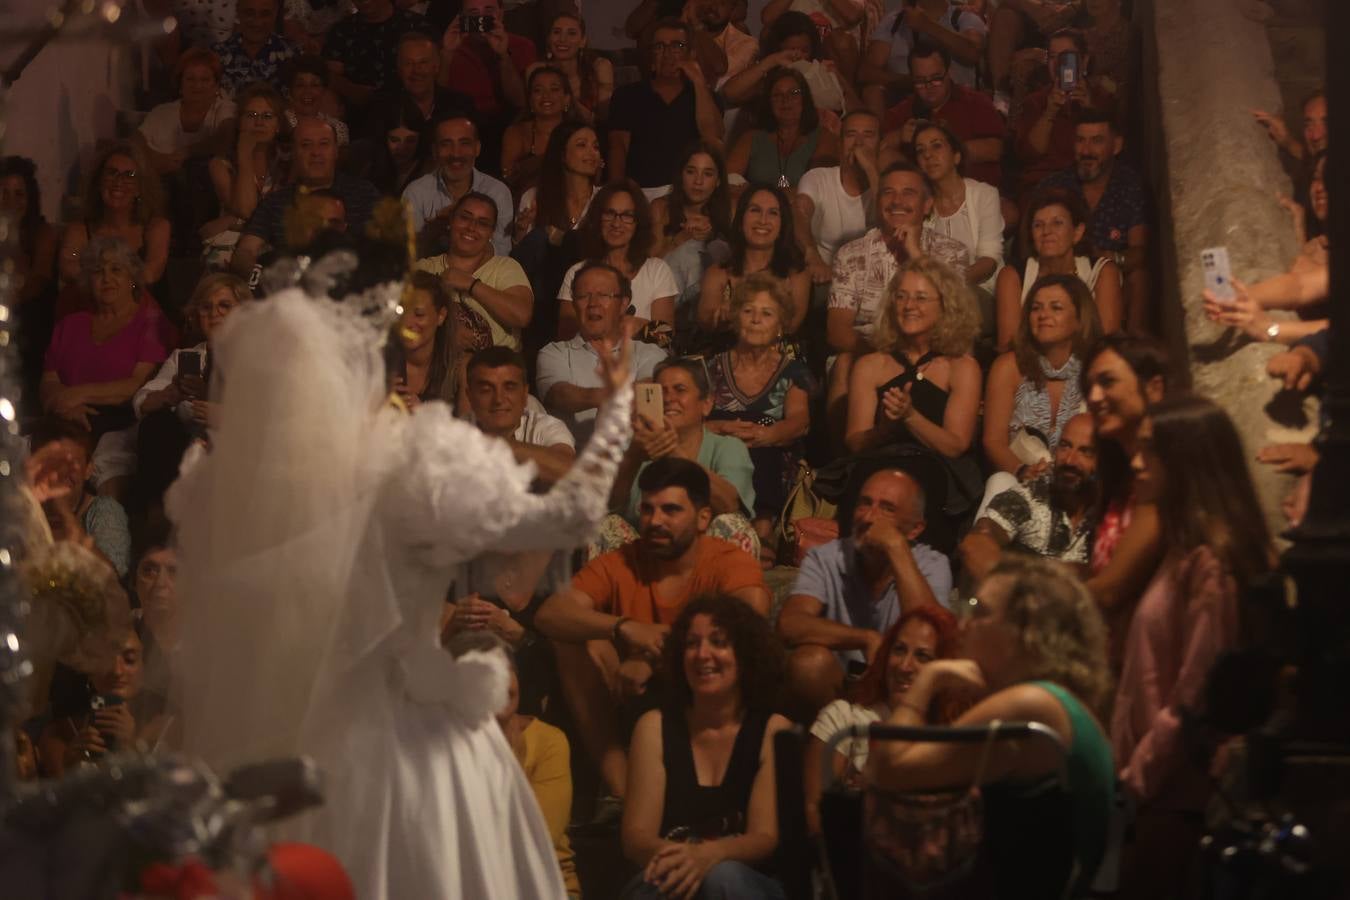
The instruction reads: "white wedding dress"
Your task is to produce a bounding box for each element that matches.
[167,283,631,899]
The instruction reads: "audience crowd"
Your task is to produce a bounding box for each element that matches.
[7,0,1331,897]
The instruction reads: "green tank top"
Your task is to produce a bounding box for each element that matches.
[1032,680,1116,891]
[746,128,821,189]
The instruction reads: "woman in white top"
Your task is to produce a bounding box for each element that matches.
[557,180,678,341]
[994,186,1123,352]
[135,47,237,177]
[802,605,957,836]
[913,122,1004,293]
[514,122,602,246]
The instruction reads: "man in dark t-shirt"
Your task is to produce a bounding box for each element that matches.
[322,0,435,111]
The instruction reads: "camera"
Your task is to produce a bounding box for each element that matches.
[462,14,494,34]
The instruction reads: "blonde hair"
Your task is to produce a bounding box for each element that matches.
[729,271,795,331]
[185,272,251,339]
[984,556,1113,714]
[871,257,980,357]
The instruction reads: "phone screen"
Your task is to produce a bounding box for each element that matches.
[179,350,203,379]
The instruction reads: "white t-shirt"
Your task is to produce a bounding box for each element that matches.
[558,256,679,323]
[515,406,576,449]
[516,185,599,229]
[138,96,237,155]
[797,166,870,265]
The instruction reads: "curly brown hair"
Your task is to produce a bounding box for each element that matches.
[871,257,980,357]
[982,556,1113,714]
[662,594,786,713]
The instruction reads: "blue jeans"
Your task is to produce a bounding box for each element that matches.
[621,861,787,899]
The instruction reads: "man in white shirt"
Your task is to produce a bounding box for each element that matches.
[402,115,514,255]
[465,346,575,487]
[795,108,882,282]
[536,262,667,446]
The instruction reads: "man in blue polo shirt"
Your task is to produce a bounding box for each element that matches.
[777,467,952,718]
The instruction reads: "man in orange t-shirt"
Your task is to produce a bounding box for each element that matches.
[535,457,769,804]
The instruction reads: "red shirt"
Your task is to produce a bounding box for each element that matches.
[884,84,1007,190]
[1013,83,1115,197]
[440,33,536,118]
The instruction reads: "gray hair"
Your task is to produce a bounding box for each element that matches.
[79,235,145,293]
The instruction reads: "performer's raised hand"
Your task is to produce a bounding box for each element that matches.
[594,322,637,400]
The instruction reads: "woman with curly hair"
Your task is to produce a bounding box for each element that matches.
[622,593,792,900]
[726,67,839,190]
[697,184,810,337]
[803,605,958,834]
[872,556,1115,900]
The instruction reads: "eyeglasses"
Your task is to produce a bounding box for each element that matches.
[770,88,804,101]
[913,74,946,88]
[574,291,622,303]
[651,40,689,53]
[243,110,277,121]
[601,209,637,224]
[102,167,138,182]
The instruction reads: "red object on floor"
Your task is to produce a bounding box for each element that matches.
[258,843,355,900]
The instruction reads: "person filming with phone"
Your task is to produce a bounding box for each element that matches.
[1013,28,1115,200]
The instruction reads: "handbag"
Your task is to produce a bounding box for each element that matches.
[776,460,838,559]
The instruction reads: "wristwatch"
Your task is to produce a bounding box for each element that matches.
[1266,322,1281,341]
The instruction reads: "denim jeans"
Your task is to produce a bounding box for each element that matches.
[621,861,787,900]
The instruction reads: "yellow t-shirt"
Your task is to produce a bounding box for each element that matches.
[413,253,532,350]
[514,718,581,897]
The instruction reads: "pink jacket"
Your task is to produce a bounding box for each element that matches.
[1110,545,1238,807]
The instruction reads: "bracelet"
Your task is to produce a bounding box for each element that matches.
[611,616,631,646]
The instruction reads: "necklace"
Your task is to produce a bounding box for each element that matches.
[775,131,800,189]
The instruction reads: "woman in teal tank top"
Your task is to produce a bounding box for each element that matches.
[726,67,838,189]
[870,556,1116,898]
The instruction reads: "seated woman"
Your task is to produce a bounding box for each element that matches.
[726,67,838,191]
[202,81,287,267]
[983,274,1101,480]
[43,237,171,495]
[364,101,432,197]
[447,631,582,899]
[134,47,237,178]
[533,12,614,124]
[912,122,1003,295]
[502,65,576,201]
[650,141,734,311]
[38,623,173,776]
[282,54,350,146]
[994,187,1123,352]
[705,274,814,562]
[1113,394,1275,898]
[417,192,534,353]
[696,185,810,342]
[621,593,792,900]
[132,272,248,520]
[803,605,957,835]
[57,142,171,295]
[389,271,460,410]
[1203,150,1329,346]
[845,257,982,536]
[871,556,1115,900]
[1080,333,1169,657]
[558,180,678,343]
[0,155,58,306]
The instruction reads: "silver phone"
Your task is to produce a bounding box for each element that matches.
[1201,246,1236,304]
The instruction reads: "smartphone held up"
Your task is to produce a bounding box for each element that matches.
[1201,246,1237,304]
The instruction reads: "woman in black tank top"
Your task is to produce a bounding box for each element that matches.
[620,594,792,899]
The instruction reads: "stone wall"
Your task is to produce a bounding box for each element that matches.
[1138,0,1317,539]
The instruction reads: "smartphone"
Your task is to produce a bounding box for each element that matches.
[1058,51,1079,93]
[90,693,125,752]
[462,13,494,33]
[1201,246,1237,304]
[635,383,664,426]
[179,349,203,379]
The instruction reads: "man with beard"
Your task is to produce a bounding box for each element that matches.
[534,458,769,805]
[825,161,971,440]
[778,467,952,719]
[402,115,514,256]
[796,108,883,283]
[692,0,758,85]
[959,412,1100,582]
[1041,111,1150,329]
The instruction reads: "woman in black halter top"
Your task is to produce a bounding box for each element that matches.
[844,258,984,546]
[621,595,792,900]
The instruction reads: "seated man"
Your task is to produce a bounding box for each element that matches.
[959,413,1099,583]
[608,358,757,556]
[464,346,575,487]
[777,467,952,719]
[212,0,297,96]
[1039,111,1149,330]
[365,32,473,140]
[534,458,769,803]
[403,115,514,257]
[321,0,434,112]
[536,262,668,447]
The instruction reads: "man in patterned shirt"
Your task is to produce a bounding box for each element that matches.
[824,160,971,439]
[322,0,434,112]
[959,413,1099,581]
[212,0,296,96]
